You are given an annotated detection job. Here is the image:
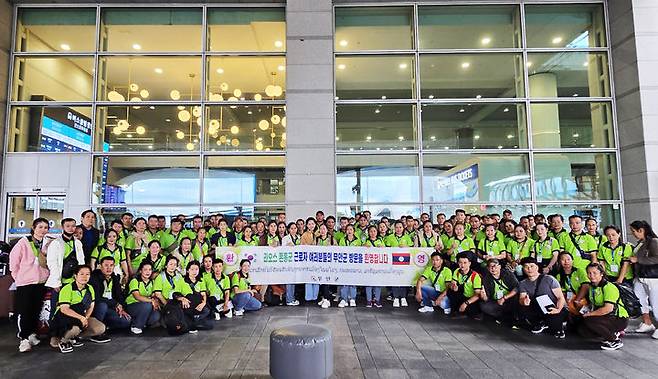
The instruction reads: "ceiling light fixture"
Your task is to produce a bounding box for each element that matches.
[60,43,71,51]
[132,43,142,50]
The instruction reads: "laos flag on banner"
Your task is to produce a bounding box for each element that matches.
[392,253,411,265]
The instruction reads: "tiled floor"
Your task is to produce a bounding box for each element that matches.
[1,301,658,379]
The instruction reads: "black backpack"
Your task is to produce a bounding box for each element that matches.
[614,282,642,318]
[163,300,190,335]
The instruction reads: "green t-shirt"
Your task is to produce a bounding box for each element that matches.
[555,268,589,298]
[231,272,251,292]
[339,237,362,247]
[506,238,535,261]
[420,266,452,292]
[174,277,206,297]
[591,233,608,250]
[178,250,201,272]
[417,232,439,248]
[404,229,417,243]
[440,233,452,253]
[477,238,506,257]
[91,245,126,267]
[153,271,186,300]
[452,269,482,298]
[97,232,126,249]
[316,236,334,246]
[125,277,155,305]
[159,231,185,253]
[354,227,369,242]
[363,238,385,247]
[191,241,210,258]
[202,271,231,300]
[447,236,475,262]
[531,237,560,264]
[236,238,259,247]
[214,232,232,247]
[550,229,571,250]
[56,282,95,314]
[384,233,413,248]
[491,276,513,300]
[333,230,346,244]
[567,232,598,269]
[142,254,167,273]
[597,242,633,280]
[589,282,628,318]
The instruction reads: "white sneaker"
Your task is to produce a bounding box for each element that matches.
[401,298,408,307]
[653,329,658,340]
[28,333,40,346]
[393,298,400,308]
[338,299,348,308]
[19,339,31,353]
[317,300,324,306]
[418,306,434,313]
[130,327,143,335]
[234,309,244,316]
[443,308,451,315]
[636,323,656,333]
[321,299,331,309]
[287,300,300,306]
[214,313,221,321]
[349,299,356,307]
[225,310,233,318]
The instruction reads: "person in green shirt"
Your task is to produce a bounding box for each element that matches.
[446,223,476,265]
[566,215,598,271]
[480,258,519,327]
[354,216,370,243]
[236,226,260,247]
[594,225,633,284]
[158,219,186,254]
[172,237,200,275]
[262,221,282,247]
[531,223,560,275]
[333,217,348,245]
[191,228,210,259]
[579,263,629,350]
[141,240,167,277]
[586,218,607,250]
[556,251,590,303]
[204,258,233,320]
[477,224,507,267]
[414,221,443,252]
[97,220,127,249]
[90,230,129,285]
[467,215,483,245]
[232,259,262,316]
[448,252,482,318]
[385,221,414,307]
[440,221,454,255]
[549,214,572,250]
[153,256,187,305]
[125,217,154,274]
[506,225,535,277]
[363,225,385,308]
[338,225,361,308]
[173,260,213,331]
[125,261,161,335]
[501,220,517,246]
[416,252,453,314]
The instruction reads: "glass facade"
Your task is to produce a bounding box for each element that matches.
[334,2,621,225]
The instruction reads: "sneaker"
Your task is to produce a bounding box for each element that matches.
[225,310,233,318]
[400,298,408,307]
[601,339,623,351]
[89,334,111,344]
[635,323,656,333]
[531,324,548,334]
[130,327,143,335]
[418,306,434,313]
[19,339,32,353]
[321,299,331,309]
[28,333,40,346]
[443,308,451,315]
[512,325,520,330]
[287,300,300,306]
[554,330,565,339]
[317,299,324,306]
[366,300,373,308]
[374,301,383,308]
[59,342,73,354]
[70,339,84,348]
[652,329,658,340]
[386,294,393,301]
[393,298,400,308]
[214,313,221,321]
[338,299,348,308]
[234,309,245,316]
[349,299,356,307]
[188,330,198,334]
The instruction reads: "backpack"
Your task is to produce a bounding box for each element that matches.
[613,282,642,318]
[163,300,190,335]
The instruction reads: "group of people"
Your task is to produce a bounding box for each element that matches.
[8,208,658,354]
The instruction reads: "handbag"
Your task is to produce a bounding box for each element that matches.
[639,264,658,278]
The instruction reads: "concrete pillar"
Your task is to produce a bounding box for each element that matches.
[285,0,335,220]
[529,73,561,148]
[609,0,658,226]
[0,1,11,198]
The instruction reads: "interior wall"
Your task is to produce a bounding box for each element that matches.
[0,1,11,208]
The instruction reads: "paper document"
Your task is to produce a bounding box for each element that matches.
[535,295,555,314]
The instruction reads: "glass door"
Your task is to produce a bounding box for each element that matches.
[5,194,66,241]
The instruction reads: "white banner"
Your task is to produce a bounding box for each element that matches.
[215,245,435,286]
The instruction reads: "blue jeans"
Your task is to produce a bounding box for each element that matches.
[420,286,450,310]
[126,302,161,329]
[391,287,407,298]
[285,284,296,303]
[365,287,381,302]
[233,292,262,312]
[340,286,356,300]
[93,301,131,330]
[305,284,319,301]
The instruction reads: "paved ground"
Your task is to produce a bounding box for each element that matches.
[1,300,658,379]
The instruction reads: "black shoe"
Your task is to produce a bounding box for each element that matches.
[70,338,84,348]
[531,324,548,334]
[601,339,623,351]
[59,342,73,353]
[90,334,111,344]
[554,330,565,339]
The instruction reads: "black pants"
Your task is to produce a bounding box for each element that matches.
[15,283,46,339]
[519,304,568,333]
[447,290,480,317]
[578,315,628,342]
[480,297,518,325]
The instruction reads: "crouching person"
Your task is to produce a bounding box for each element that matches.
[89,257,130,340]
[480,259,519,327]
[173,260,213,332]
[50,265,106,353]
[203,258,233,320]
[232,259,262,316]
[416,252,452,314]
[125,261,161,335]
[578,263,629,350]
[447,252,482,318]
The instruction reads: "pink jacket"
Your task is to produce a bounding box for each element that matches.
[9,237,50,286]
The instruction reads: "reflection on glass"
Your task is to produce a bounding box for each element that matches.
[335,55,415,99]
[13,57,94,101]
[335,7,413,51]
[92,156,200,204]
[533,153,618,201]
[204,105,285,152]
[208,8,286,52]
[423,205,533,219]
[98,57,202,101]
[95,206,200,229]
[337,155,419,203]
[530,102,614,148]
[336,104,416,151]
[101,8,202,52]
[528,52,609,98]
[204,156,285,204]
[207,57,286,101]
[8,106,92,152]
[95,106,201,152]
[537,204,621,230]
[422,103,526,149]
[423,154,531,203]
[418,5,521,49]
[16,8,96,52]
[420,53,523,98]
[525,4,607,48]
[337,204,421,220]
[205,206,285,222]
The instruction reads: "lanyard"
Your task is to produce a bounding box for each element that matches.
[485,239,497,252]
[608,244,624,263]
[458,270,472,286]
[423,233,434,247]
[165,273,175,288]
[535,238,550,256]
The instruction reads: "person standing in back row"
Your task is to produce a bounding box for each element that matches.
[628,220,658,339]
